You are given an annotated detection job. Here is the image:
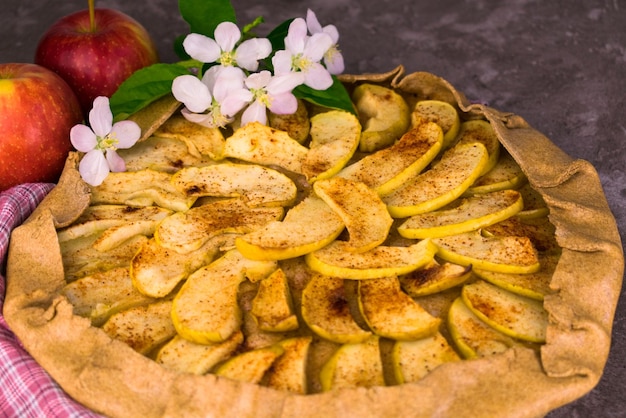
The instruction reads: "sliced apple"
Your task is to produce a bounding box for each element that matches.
[223,121,309,173]
[154,112,226,160]
[235,196,345,261]
[411,100,460,149]
[62,267,155,326]
[336,121,443,195]
[171,163,297,207]
[455,119,501,175]
[319,335,385,391]
[171,249,277,344]
[399,259,472,297]
[214,344,285,384]
[90,169,196,212]
[251,268,299,332]
[392,332,460,383]
[352,83,410,152]
[301,273,371,344]
[447,297,521,359]
[101,299,176,355]
[268,98,310,144]
[358,276,441,340]
[313,177,393,252]
[383,142,489,218]
[305,238,437,280]
[265,336,313,394]
[118,136,215,173]
[461,280,548,343]
[473,251,560,300]
[155,198,284,254]
[516,182,550,219]
[397,189,523,239]
[465,150,527,195]
[432,230,540,274]
[156,331,243,375]
[301,110,361,181]
[130,237,218,298]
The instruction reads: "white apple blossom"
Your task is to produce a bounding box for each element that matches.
[172,65,252,128]
[272,17,334,90]
[305,9,344,75]
[70,96,140,187]
[183,22,272,71]
[241,70,304,126]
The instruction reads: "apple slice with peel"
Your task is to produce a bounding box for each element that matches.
[313,177,393,252]
[268,99,310,144]
[101,299,176,355]
[357,276,441,340]
[251,268,299,332]
[265,336,313,394]
[336,120,443,195]
[90,169,196,212]
[465,151,527,195]
[391,332,461,384]
[411,100,461,149]
[301,110,361,181]
[319,335,385,391]
[62,267,155,326]
[474,251,560,300]
[130,237,219,298]
[383,142,489,218]
[155,198,284,254]
[236,196,345,261]
[516,182,550,219]
[301,274,372,344]
[171,163,297,208]
[352,83,410,152]
[223,121,309,173]
[155,331,243,375]
[447,297,523,359]
[399,260,472,297]
[171,249,277,344]
[214,344,285,384]
[455,119,501,175]
[432,230,540,274]
[305,238,437,280]
[397,189,523,239]
[461,280,548,343]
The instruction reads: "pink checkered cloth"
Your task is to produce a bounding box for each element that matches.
[0,184,102,417]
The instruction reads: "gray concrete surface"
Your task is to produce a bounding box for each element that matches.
[1,0,624,416]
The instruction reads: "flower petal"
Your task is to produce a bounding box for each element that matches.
[79,149,109,186]
[242,101,268,126]
[214,22,241,52]
[212,66,246,102]
[89,96,113,138]
[70,124,97,152]
[268,92,298,115]
[221,89,253,116]
[285,18,308,54]
[106,149,126,173]
[267,72,304,95]
[172,75,212,113]
[111,120,141,149]
[306,9,323,34]
[324,47,345,75]
[304,32,333,62]
[272,50,294,75]
[245,70,272,90]
[181,108,227,128]
[235,38,272,71]
[304,63,333,90]
[183,33,221,63]
[323,25,340,44]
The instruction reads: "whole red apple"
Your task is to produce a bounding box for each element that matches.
[0,63,83,191]
[35,8,159,116]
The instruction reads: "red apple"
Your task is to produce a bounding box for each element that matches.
[0,63,83,191]
[35,7,159,116]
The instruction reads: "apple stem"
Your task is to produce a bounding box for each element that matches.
[88,0,96,32]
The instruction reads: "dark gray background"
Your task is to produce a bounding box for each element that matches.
[1,0,625,416]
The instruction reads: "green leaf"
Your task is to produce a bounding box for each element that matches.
[109,63,191,120]
[294,77,356,115]
[179,0,237,37]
